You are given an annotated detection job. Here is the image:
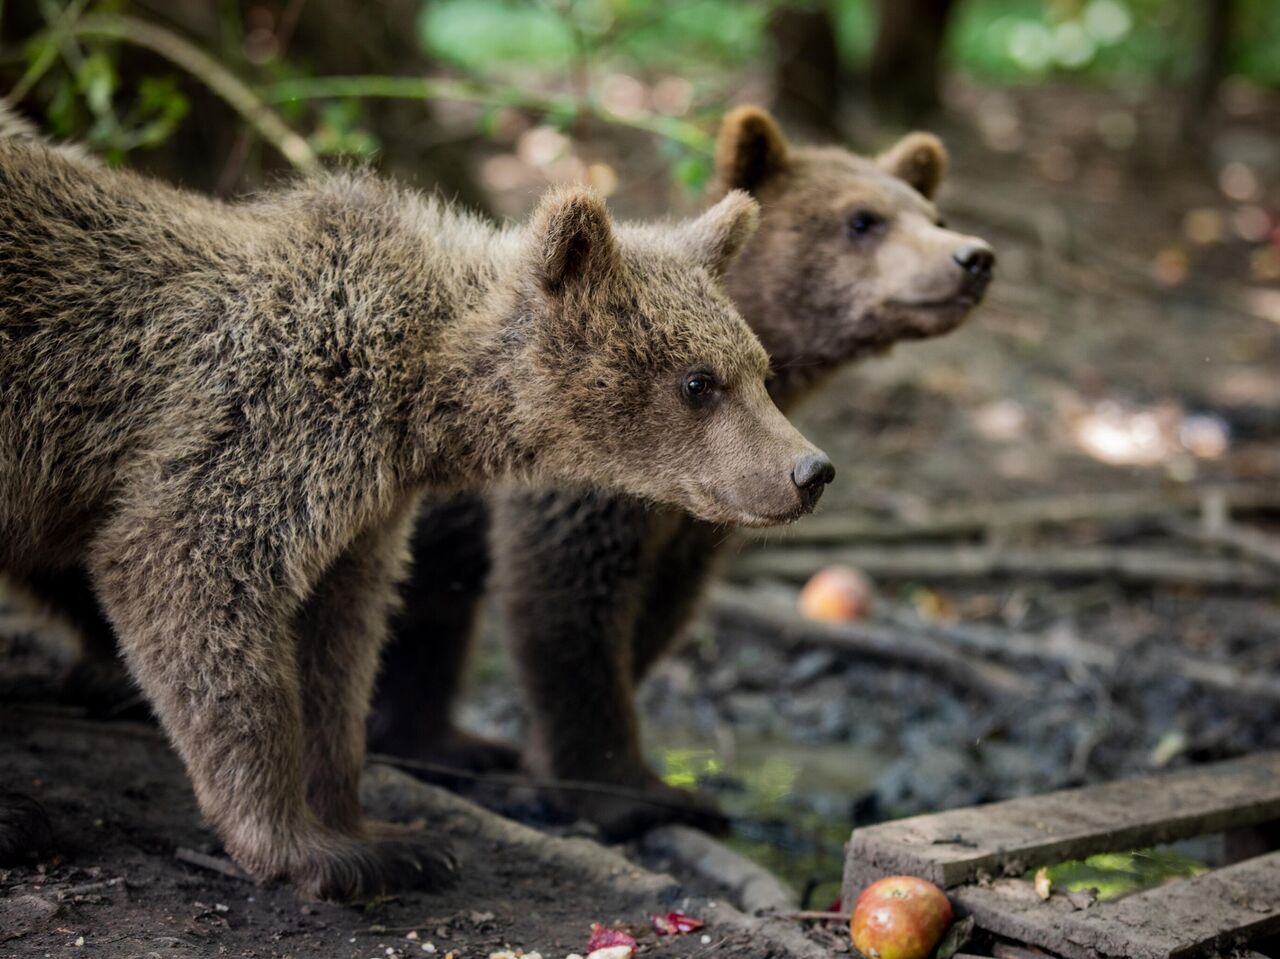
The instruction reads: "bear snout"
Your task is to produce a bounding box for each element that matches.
[792,451,835,511]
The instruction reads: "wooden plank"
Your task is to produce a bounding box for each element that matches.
[844,752,1280,894]
[948,852,1280,959]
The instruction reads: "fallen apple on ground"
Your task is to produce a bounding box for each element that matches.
[798,565,873,622]
[850,875,953,959]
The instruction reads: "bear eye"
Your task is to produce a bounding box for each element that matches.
[682,371,716,405]
[847,209,885,238]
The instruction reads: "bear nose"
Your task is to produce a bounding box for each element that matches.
[792,452,835,510]
[954,243,996,280]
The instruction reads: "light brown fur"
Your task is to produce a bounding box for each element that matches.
[0,137,829,897]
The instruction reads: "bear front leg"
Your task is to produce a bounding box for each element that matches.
[369,493,518,772]
[492,489,726,839]
[88,511,441,901]
[292,503,459,890]
[627,518,723,681]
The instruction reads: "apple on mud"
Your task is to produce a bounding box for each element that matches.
[798,565,873,622]
[850,876,953,959]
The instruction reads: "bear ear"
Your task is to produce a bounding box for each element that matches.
[877,131,948,199]
[715,105,789,193]
[683,189,761,279]
[528,187,620,295]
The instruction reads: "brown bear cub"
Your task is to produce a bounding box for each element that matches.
[0,137,834,897]
[369,107,995,836]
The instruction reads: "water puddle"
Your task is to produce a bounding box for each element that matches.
[649,730,894,907]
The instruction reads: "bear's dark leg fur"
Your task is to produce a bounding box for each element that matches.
[22,568,144,718]
[0,792,53,865]
[368,494,518,772]
[492,488,727,839]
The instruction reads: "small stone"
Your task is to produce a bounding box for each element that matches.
[406,931,420,941]
[700,935,711,945]
[75,937,85,947]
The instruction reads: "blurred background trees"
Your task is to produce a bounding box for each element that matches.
[2,0,1276,197]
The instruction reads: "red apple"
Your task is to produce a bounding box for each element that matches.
[850,876,953,959]
[798,565,873,623]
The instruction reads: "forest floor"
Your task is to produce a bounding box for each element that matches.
[3,79,1280,957]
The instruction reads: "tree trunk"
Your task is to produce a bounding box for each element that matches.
[1181,0,1235,145]
[867,0,956,125]
[769,2,843,138]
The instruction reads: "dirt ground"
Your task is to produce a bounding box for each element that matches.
[3,78,1280,956]
[1,708,833,959]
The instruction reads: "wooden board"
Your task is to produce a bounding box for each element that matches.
[843,752,1280,894]
[943,851,1280,959]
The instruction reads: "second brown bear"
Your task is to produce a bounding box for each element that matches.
[370,107,996,836]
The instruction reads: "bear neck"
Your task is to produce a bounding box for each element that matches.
[396,212,543,492]
[723,264,842,414]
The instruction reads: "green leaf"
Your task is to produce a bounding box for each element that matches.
[673,154,711,192]
[76,51,118,116]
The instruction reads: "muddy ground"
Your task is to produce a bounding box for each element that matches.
[3,78,1280,956]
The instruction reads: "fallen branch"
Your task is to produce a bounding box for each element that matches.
[879,603,1280,702]
[56,877,126,899]
[642,824,799,915]
[1167,519,1280,571]
[706,584,1036,699]
[709,585,1280,705]
[742,483,1280,545]
[728,544,1277,589]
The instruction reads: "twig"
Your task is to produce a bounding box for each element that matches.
[57,876,126,899]
[707,584,1036,698]
[1168,519,1280,571]
[728,544,1278,589]
[262,74,716,154]
[64,13,316,171]
[174,847,250,881]
[6,0,92,103]
[784,910,851,922]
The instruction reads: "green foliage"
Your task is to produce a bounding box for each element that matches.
[938,0,1279,86]
[420,0,769,77]
[307,99,381,159]
[29,20,189,165]
[419,0,576,73]
[1235,0,1280,85]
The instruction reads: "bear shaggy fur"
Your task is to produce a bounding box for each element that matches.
[0,136,832,898]
[368,107,996,836]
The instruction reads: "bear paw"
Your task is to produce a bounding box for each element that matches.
[288,824,459,902]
